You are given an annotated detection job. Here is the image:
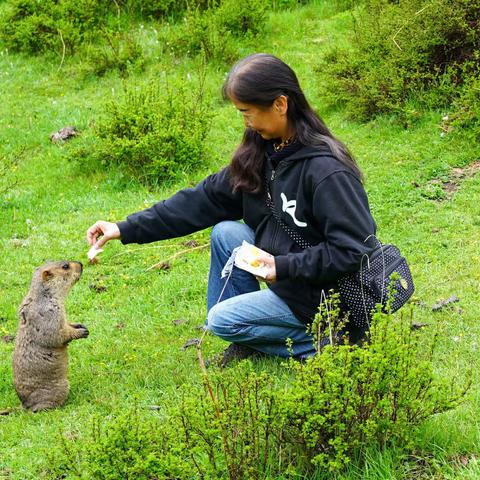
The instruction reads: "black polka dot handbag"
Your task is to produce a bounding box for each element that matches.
[266,190,415,327]
[336,242,415,327]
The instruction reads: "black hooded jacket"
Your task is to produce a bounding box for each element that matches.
[117,145,376,324]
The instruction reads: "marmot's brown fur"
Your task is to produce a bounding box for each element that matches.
[13,261,89,412]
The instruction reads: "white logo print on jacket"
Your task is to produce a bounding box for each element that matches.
[280,193,307,227]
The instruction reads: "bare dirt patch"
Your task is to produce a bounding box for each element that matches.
[417,160,480,201]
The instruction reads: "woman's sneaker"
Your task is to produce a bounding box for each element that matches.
[207,343,260,368]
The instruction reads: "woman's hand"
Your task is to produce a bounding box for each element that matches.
[86,221,121,249]
[255,253,277,283]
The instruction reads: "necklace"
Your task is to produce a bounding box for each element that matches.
[273,136,295,152]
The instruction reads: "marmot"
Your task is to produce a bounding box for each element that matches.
[13,261,89,412]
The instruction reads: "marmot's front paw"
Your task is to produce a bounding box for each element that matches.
[71,323,89,338]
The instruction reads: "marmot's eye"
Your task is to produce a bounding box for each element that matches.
[62,263,70,270]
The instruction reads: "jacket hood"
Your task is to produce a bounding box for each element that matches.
[273,145,335,163]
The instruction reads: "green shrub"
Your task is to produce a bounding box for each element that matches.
[0,0,111,54]
[321,0,480,120]
[166,0,268,62]
[0,0,208,56]
[450,63,480,141]
[279,295,470,473]
[81,30,146,77]
[83,74,213,185]
[49,297,469,478]
[122,0,212,19]
[50,407,191,479]
[123,0,181,18]
[166,7,236,62]
[216,0,268,36]
[178,362,286,479]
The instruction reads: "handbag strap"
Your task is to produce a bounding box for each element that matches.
[265,182,312,249]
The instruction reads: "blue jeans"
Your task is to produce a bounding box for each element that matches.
[206,221,316,359]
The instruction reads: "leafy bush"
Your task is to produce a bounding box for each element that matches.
[123,0,182,18]
[166,7,236,62]
[279,295,470,473]
[0,0,268,57]
[166,0,268,62]
[216,0,268,37]
[321,0,480,120]
[83,74,213,185]
[122,0,213,19]
[0,0,211,56]
[81,30,146,77]
[50,298,469,478]
[0,0,112,54]
[50,407,191,479]
[450,64,480,141]
[178,362,287,479]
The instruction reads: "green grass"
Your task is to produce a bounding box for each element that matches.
[1,1,480,478]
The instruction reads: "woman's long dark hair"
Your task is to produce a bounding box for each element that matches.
[223,53,362,193]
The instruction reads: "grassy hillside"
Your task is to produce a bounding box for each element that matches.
[0,1,479,478]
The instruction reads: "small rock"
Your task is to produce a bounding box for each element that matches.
[411,322,429,330]
[182,338,200,350]
[1,335,15,343]
[173,318,187,326]
[50,126,79,142]
[432,295,459,311]
[148,405,162,411]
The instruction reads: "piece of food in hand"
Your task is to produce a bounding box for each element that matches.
[234,241,270,277]
[87,245,103,263]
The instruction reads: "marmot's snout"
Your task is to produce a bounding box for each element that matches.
[39,260,82,280]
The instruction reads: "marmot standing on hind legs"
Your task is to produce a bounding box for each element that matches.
[13,261,89,412]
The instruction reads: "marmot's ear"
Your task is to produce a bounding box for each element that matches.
[42,269,53,281]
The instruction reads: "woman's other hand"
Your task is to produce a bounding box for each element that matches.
[86,221,121,248]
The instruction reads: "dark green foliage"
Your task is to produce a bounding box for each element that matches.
[321,0,480,121]
[166,7,237,63]
[82,31,146,77]
[165,0,268,62]
[216,0,268,36]
[52,302,469,478]
[270,0,310,9]
[0,0,269,57]
[85,75,213,185]
[178,363,286,479]
[0,0,112,54]
[122,0,213,19]
[50,408,191,479]
[123,0,181,18]
[280,295,470,473]
[450,64,480,141]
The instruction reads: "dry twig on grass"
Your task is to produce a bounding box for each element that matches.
[146,243,209,271]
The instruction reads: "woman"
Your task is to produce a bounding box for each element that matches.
[86,53,376,365]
